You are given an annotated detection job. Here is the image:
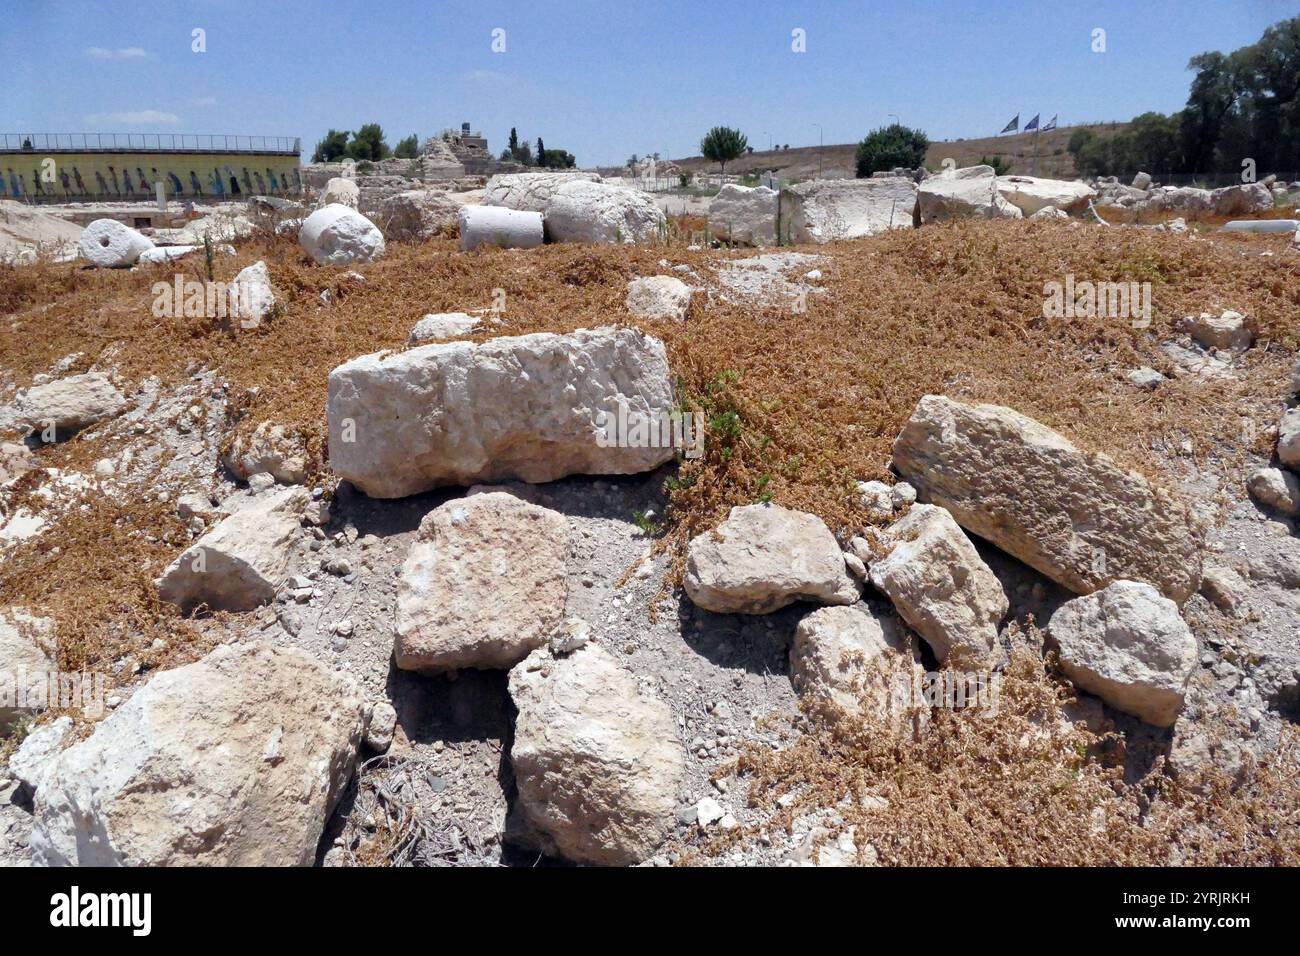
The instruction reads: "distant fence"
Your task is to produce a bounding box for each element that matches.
[0,133,301,155]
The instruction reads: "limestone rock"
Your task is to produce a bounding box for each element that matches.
[1048,581,1197,727]
[790,604,924,720]
[508,643,685,865]
[365,702,397,753]
[458,204,544,251]
[327,327,675,497]
[708,184,778,245]
[14,372,127,439]
[868,504,1007,665]
[483,171,603,213]
[995,176,1095,215]
[0,609,55,734]
[544,181,666,244]
[137,245,199,265]
[1247,467,1300,516]
[626,275,692,321]
[319,177,360,209]
[30,642,368,866]
[1029,205,1069,220]
[891,395,1203,602]
[228,260,277,325]
[155,486,305,612]
[783,178,916,243]
[0,441,39,486]
[1210,182,1272,216]
[394,491,568,672]
[221,421,308,485]
[409,312,480,343]
[1188,310,1251,351]
[78,218,154,268]
[683,503,859,614]
[376,188,465,241]
[1199,563,1248,614]
[1277,407,1300,470]
[298,204,385,265]
[917,166,1022,222]
[8,715,72,796]
[1132,172,1153,190]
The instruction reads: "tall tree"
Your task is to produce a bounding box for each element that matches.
[700,126,748,177]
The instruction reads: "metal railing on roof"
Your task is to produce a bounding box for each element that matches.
[0,133,301,154]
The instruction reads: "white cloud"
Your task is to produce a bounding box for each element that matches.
[86,46,148,60]
[189,96,217,108]
[85,110,181,126]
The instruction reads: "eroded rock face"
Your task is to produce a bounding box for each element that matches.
[319,177,360,209]
[867,504,1007,666]
[544,181,666,244]
[917,166,1022,222]
[0,609,55,734]
[508,643,685,865]
[790,604,925,722]
[298,204,385,265]
[1211,182,1272,216]
[221,421,308,485]
[394,491,568,672]
[891,395,1203,602]
[14,372,127,439]
[683,503,859,614]
[708,184,778,245]
[155,486,305,612]
[995,175,1095,215]
[377,189,466,241]
[0,441,39,486]
[78,219,154,267]
[783,178,916,242]
[1048,580,1197,727]
[30,642,368,866]
[482,171,603,213]
[327,327,675,497]
[626,275,692,321]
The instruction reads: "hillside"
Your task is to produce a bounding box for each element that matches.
[673,123,1129,181]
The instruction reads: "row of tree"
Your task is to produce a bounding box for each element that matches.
[500,127,576,169]
[1069,16,1300,177]
[311,124,418,163]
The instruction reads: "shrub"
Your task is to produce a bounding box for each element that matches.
[700,126,748,176]
[855,123,929,177]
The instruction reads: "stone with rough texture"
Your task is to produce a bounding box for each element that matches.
[327,327,675,497]
[544,180,666,244]
[995,176,1095,215]
[1277,408,1300,470]
[78,218,154,267]
[0,441,39,486]
[708,184,778,245]
[868,504,1007,665]
[626,275,692,321]
[1247,467,1300,516]
[30,642,368,866]
[228,260,277,325]
[1030,205,1069,220]
[394,491,568,672]
[376,189,465,241]
[319,177,360,209]
[1188,310,1251,351]
[892,395,1203,602]
[783,178,916,243]
[508,643,685,865]
[221,421,307,485]
[917,166,1022,222]
[155,486,305,612]
[1211,182,1272,216]
[790,604,924,719]
[1150,186,1213,213]
[684,503,859,614]
[299,203,385,265]
[409,312,480,343]
[0,609,55,733]
[483,171,603,213]
[1132,172,1153,190]
[137,245,199,265]
[458,204,544,251]
[1048,581,1197,727]
[365,702,397,753]
[8,715,71,795]
[14,372,126,438]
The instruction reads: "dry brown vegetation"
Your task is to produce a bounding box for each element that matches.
[2,219,1299,858]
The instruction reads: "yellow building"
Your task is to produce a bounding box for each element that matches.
[0,133,302,202]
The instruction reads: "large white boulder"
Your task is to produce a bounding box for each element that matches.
[298,204,385,265]
[8,715,72,795]
[78,218,154,268]
[783,178,916,242]
[868,504,1007,666]
[457,204,544,251]
[327,327,675,497]
[995,175,1095,215]
[1211,182,1272,216]
[891,395,1203,602]
[409,312,480,343]
[626,275,692,321]
[30,642,369,865]
[319,176,359,209]
[708,184,778,245]
[377,188,466,241]
[14,372,127,438]
[0,609,55,733]
[482,171,602,213]
[790,604,924,720]
[508,643,685,865]
[683,503,859,614]
[395,491,568,672]
[543,180,666,244]
[155,486,305,612]
[1048,581,1197,727]
[917,166,1022,222]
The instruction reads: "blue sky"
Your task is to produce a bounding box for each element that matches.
[2,0,1295,166]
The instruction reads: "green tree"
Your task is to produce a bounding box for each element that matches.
[977,154,1011,175]
[536,137,545,168]
[346,123,390,162]
[855,123,928,177]
[700,126,748,177]
[393,134,419,159]
[312,129,350,163]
